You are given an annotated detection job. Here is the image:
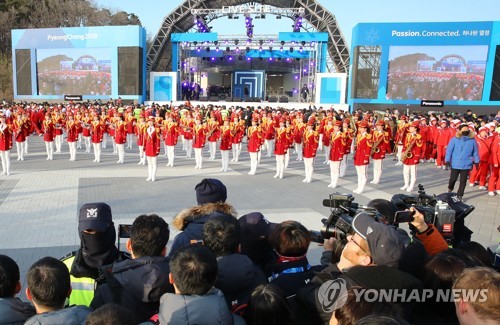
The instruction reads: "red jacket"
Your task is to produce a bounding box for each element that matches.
[0,123,13,150]
[274,127,290,155]
[354,133,372,166]
[193,125,206,149]
[371,130,389,160]
[434,127,451,146]
[402,133,423,165]
[163,122,179,146]
[303,129,319,158]
[144,126,161,157]
[219,126,232,150]
[247,126,262,153]
[475,135,492,162]
[490,136,500,166]
[329,131,346,161]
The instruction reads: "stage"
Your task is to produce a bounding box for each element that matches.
[145,100,349,111]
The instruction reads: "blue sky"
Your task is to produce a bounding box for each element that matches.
[93,0,499,45]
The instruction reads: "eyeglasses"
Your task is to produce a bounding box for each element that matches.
[348,235,370,255]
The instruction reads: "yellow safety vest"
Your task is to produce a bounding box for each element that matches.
[62,255,96,307]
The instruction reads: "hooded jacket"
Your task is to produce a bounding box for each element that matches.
[90,256,174,322]
[445,130,479,170]
[169,202,237,257]
[158,288,245,325]
[215,253,268,309]
[0,297,36,324]
[24,305,91,325]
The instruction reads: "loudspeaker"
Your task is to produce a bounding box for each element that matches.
[199,96,208,102]
[268,97,278,103]
[16,49,32,95]
[209,96,219,102]
[118,47,143,95]
[279,96,288,103]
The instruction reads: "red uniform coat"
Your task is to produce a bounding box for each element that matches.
[231,123,245,144]
[264,119,275,140]
[82,117,92,137]
[125,115,136,134]
[114,122,127,144]
[247,126,262,153]
[490,136,500,166]
[91,121,104,143]
[475,135,492,162]
[395,122,408,145]
[66,121,78,142]
[294,122,306,144]
[0,123,13,150]
[353,133,372,166]
[42,120,55,142]
[329,131,346,161]
[371,131,389,160]
[163,122,179,146]
[343,128,355,154]
[220,126,233,150]
[207,122,220,142]
[12,119,26,142]
[402,133,423,165]
[136,122,147,146]
[434,127,452,146]
[183,121,194,140]
[144,126,161,157]
[274,127,290,155]
[54,117,64,136]
[193,125,207,148]
[322,125,334,146]
[303,129,319,158]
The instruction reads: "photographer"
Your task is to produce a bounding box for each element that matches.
[296,213,421,324]
[408,207,449,257]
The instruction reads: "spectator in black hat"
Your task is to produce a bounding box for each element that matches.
[202,214,267,312]
[90,214,174,322]
[296,213,421,324]
[238,212,277,276]
[62,202,129,307]
[0,254,36,324]
[245,284,294,325]
[169,178,237,257]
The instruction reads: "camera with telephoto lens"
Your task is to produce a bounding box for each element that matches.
[391,184,475,247]
[309,193,380,243]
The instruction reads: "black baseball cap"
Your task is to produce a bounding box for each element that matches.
[78,202,113,232]
[238,212,276,241]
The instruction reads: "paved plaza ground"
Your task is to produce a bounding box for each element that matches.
[0,135,499,298]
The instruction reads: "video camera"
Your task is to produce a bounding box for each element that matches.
[391,184,475,246]
[309,193,380,243]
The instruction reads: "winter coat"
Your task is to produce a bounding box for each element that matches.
[158,288,245,325]
[169,202,237,257]
[0,297,35,324]
[24,305,91,325]
[215,253,268,309]
[90,256,174,322]
[445,131,479,170]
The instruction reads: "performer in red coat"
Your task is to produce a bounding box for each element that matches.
[193,117,207,169]
[434,120,452,169]
[302,120,319,183]
[340,118,355,178]
[487,129,500,195]
[231,117,245,162]
[395,115,408,166]
[42,113,55,160]
[263,115,275,157]
[91,115,104,163]
[206,115,220,160]
[219,118,232,172]
[470,126,492,189]
[12,114,26,161]
[426,117,438,162]
[144,117,161,182]
[114,115,127,164]
[247,118,262,175]
[183,116,194,159]
[66,114,78,161]
[136,115,147,165]
[274,118,290,179]
[81,112,92,153]
[353,121,372,194]
[163,114,179,167]
[293,117,306,161]
[125,112,136,149]
[320,117,334,164]
[328,120,345,188]
[401,121,423,193]
[53,111,64,154]
[369,120,389,185]
[0,113,13,175]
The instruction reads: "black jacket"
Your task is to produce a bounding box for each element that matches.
[90,256,174,322]
[169,202,237,258]
[215,253,268,309]
[270,257,324,298]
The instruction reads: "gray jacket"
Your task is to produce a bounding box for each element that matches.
[0,297,35,324]
[24,305,91,325]
[158,288,245,325]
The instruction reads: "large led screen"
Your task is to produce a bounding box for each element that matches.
[36,47,112,96]
[386,45,489,101]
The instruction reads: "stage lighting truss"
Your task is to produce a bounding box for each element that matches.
[194,15,210,33]
[244,13,254,38]
[292,14,303,32]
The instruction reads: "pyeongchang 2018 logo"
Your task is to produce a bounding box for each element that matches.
[318,279,348,312]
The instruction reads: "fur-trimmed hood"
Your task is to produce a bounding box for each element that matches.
[172,202,237,231]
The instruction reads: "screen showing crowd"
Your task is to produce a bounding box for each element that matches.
[386,45,488,101]
[36,47,112,96]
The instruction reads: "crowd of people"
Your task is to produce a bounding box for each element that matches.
[38,71,112,96]
[1,101,500,200]
[0,178,499,325]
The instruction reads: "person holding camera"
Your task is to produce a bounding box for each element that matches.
[445,123,479,201]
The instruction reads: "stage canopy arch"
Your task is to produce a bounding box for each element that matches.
[147,0,349,74]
